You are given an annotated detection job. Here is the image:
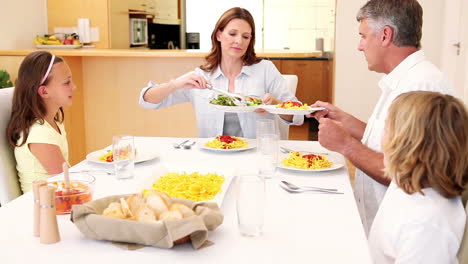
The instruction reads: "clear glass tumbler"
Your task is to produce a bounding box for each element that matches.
[236,175,265,237]
[112,135,135,180]
[256,133,279,178]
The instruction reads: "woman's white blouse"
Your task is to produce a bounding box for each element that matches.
[139,60,304,138]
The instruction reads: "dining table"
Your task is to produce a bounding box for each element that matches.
[0,137,372,264]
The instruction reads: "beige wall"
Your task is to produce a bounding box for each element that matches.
[334,0,446,121]
[0,0,47,49]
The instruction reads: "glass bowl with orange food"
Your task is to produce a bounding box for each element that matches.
[47,172,95,215]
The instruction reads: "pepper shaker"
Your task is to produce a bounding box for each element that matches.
[33,179,47,237]
[39,185,61,244]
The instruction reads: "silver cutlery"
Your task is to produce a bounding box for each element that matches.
[279,181,343,194]
[281,180,337,192]
[280,146,329,155]
[182,141,196,149]
[173,139,190,149]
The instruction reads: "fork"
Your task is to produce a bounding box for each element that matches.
[280,146,329,155]
[206,84,246,106]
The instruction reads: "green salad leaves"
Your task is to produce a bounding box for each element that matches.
[209,95,263,106]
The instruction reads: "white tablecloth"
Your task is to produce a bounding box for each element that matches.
[0,137,372,264]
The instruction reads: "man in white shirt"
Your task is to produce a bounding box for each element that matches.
[310,0,454,234]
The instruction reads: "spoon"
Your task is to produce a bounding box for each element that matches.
[281,180,338,192]
[279,184,344,194]
[182,141,196,149]
[173,139,189,149]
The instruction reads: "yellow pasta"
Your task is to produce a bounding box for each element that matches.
[144,172,225,201]
[276,101,310,109]
[282,151,332,170]
[205,136,249,149]
[99,151,113,162]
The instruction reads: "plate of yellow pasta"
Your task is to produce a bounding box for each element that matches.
[86,149,159,165]
[142,170,234,205]
[258,101,325,115]
[278,151,344,172]
[199,136,256,152]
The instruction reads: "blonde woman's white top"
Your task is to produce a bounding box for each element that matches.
[139,60,304,138]
[368,182,464,264]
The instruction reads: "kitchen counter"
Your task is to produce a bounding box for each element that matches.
[0,49,330,165]
[0,49,322,58]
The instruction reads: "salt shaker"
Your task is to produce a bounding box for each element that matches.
[39,185,61,244]
[33,179,47,237]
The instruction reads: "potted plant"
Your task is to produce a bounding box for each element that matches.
[0,70,13,88]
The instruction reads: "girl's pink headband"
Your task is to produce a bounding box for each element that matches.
[40,55,55,85]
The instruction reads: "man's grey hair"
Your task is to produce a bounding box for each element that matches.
[356,0,423,48]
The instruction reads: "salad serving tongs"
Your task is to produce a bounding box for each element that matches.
[206,83,246,106]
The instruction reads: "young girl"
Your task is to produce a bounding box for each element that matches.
[369,91,468,263]
[6,51,76,192]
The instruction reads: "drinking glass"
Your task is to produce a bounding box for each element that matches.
[112,135,135,179]
[236,175,265,237]
[256,133,279,178]
[256,118,276,138]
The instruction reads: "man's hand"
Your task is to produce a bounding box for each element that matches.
[307,100,367,140]
[317,117,352,153]
[307,101,347,122]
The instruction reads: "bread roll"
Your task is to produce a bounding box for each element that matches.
[102,202,126,219]
[146,193,169,217]
[135,204,157,223]
[145,190,172,207]
[126,193,145,215]
[170,203,195,218]
[120,198,134,218]
[159,210,183,220]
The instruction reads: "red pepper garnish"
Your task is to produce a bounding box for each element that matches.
[217,135,237,144]
[279,101,303,108]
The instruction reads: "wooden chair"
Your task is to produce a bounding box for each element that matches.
[277,74,298,140]
[0,87,22,206]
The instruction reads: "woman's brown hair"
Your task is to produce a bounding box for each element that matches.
[383,91,468,198]
[6,51,64,147]
[200,7,262,72]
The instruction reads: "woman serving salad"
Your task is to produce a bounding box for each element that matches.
[138,7,304,138]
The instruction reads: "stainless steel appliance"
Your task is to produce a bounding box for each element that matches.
[130,18,148,46]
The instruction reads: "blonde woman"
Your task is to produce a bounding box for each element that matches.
[369,91,468,263]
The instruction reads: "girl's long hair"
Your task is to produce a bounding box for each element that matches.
[6,51,64,147]
[200,7,261,72]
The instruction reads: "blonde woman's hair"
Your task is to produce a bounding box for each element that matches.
[383,91,468,198]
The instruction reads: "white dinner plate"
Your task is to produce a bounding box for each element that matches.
[209,103,261,113]
[277,154,344,172]
[36,44,82,49]
[86,149,159,165]
[258,105,325,115]
[199,137,256,152]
